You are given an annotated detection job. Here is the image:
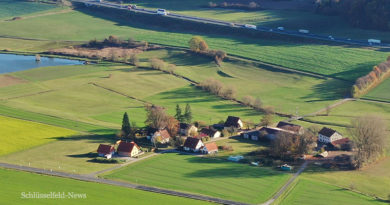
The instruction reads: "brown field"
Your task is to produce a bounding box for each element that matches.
[0,75,26,88]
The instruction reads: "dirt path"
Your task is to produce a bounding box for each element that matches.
[261,161,309,205]
[0,162,248,205]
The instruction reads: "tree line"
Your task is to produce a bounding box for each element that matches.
[315,0,390,31]
[351,56,390,98]
[188,36,227,66]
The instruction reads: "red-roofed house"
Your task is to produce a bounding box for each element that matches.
[183,137,204,152]
[150,129,171,144]
[117,141,141,157]
[97,144,115,159]
[201,142,218,154]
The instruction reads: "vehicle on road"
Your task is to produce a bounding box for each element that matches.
[328,35,334,40]
[368,39,381,44]
[277,27,284,31]
[244,24,257,30]
[157,9,168,15]
[299,29,309,34]
[127,4,137,9]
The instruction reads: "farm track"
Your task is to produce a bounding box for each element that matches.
[0,162,250,205]
[89,82,150,104]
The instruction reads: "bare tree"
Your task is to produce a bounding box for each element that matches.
[349,115,388,168]
[145,104,168,129]
[260,114,273,127]
[272,132,294,159]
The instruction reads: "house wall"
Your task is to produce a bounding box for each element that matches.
[238,120,244,128]
[330,133,343,142]
[213,131,221,138]
[118,151,130,157]
[131,147,139,157]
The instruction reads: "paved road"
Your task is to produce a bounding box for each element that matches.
[72,0,390,49]
[261,161,309,205]
[0,162,249,205]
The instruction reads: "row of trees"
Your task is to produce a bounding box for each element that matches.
[315,0,390,31]
[149,58,177,74]
[351,56,390,97]
[88,35,149,50]
[188,36,227,65]
[175,104,192,124]
[199,78,236,100]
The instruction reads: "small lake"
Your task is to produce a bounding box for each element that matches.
[0,54,84,74]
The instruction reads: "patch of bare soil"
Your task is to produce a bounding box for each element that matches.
[0,75,26,88]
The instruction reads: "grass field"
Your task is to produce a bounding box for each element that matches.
[301,157,390,200]
[278,178,387,205]
[0,0,56,19]
[0,115,77,156]
[364,78,390,102]
[0,168,213,205]
[0,133,120,174]
[0,9,388,81]
[103,153,291,204]
[0,37,79,53]
[126,0,390,43]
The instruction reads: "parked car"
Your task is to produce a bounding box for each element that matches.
[244,24,257,30]
[156,9,168,15]
[299,29,309,34]
[277,26,284,31]
[127,4,137,9]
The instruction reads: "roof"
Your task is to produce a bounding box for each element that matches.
[180,123,193,130]
[117,141,139,153]
[183,137,201,149]
[200,128,218,136]
[243,130,260,137]
[276,121,303,133]
[331,138,350,146]
[195,133,208,139]
[319,127,339,138]
[157,129,171,140]
[224,116,241,127]
[204,142,218,152]
[97,144,115,154]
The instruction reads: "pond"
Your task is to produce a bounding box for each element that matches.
[0,54,84,74]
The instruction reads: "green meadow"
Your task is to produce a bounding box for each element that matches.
[103,153,291,204]
[364,78,390,102]
[278,178,387,205]
[0,168,213,205]
[0,0,57,19]
[0,115,77,156]
[0,9,388,81]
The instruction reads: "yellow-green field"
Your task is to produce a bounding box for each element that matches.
[0,115,78,156]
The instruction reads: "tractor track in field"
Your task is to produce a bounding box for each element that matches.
[0,89,55,101]
[88,82,150,104]
[0,162,249,205]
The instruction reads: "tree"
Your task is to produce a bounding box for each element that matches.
[297,131,316,155]
[253,97,263,110]
[175,104,183,122]
[145,104,168,129]
[349,115,388,168]
[166,116,179,137]
[260,114,273,127]
[184,104,192,123]
[272,132,294,160]
[188,36,208,52]
[325,104,331,116]
[129,54,139,67]
[121,112,131,138]
[242,95,255,106]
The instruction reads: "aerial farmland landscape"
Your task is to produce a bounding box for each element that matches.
[0,0,390,204]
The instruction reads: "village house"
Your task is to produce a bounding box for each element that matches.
[148,129,171,144]
[276,121,304,134]
[242,130,261,141]
[183,137,204,152]
[224,116,244,129]
[117,141,141,157]
[330,138,352,151]
[200,127,221,138]
[97,144,115,159]
[258,127,295,141]
[201,142,219,154]
[179,123,198,136]
[318,127,343,143]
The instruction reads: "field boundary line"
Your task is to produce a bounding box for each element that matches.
[88,82,151,104]
[0,162,250,205]
[0,89,55,101]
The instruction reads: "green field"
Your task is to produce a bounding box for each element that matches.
[0,115,77,156]
[0,0,57,19]
[103,153,291,204]
[0,168,213,205]
[301,157,390,200]
[278,178,387,205]
[364,78,390,102]
[0,133,120,174]
[127,0,390,43]
[0,9,388,81]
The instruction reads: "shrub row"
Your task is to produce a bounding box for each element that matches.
[198,78,236,100]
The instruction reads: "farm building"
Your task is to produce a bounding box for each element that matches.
[183,137,204,152]
[149,129,171,144]
[179,123,198,136]
[258,127,295,141]
[276,121,304,134]
[97,144,115,159]
[242,130,261,141]
[200,127,221,138]
[318,127,343,143]
[201,142,218,154]
[330,138,352,151]
[117,141,141,157]
[224,116,243,129]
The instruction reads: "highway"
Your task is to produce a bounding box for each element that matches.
[73,0,390,48]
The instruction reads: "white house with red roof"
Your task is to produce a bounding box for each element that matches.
[201,142,219,154]
[183,137,204,152]
[117,141,141,157]
[97,144,115,159]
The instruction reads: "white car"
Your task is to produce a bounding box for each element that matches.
[156,9,168,15]
[277,26,284,31]
[244,24,257,30]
